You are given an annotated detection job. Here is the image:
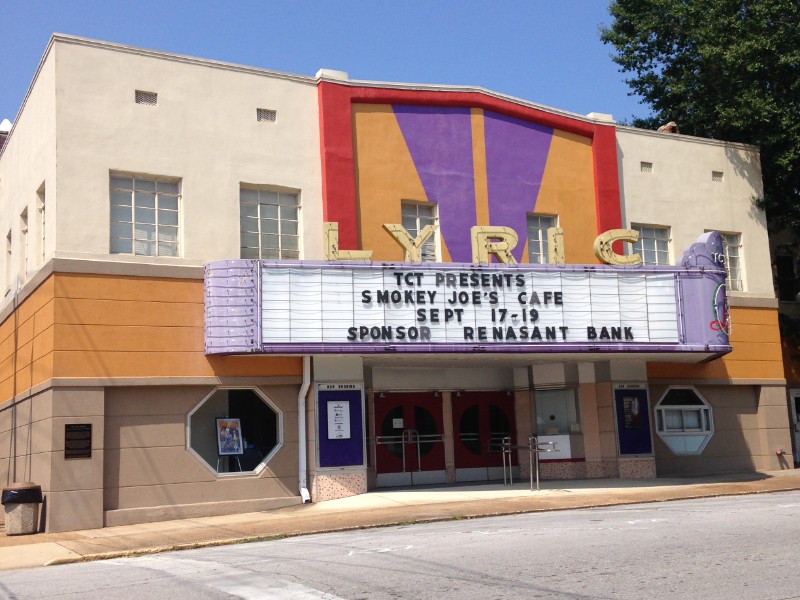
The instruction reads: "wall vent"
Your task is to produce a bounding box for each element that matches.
[257,108,277,123]
[640,161,653,173]
[712,171,724,182]
[135,90,158,106]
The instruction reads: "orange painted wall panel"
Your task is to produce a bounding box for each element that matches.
[351,104,431,261]
[0,279,57,400]
[54,273,201,303]
[54,324,202,352]
[647,306,785,382]
[0,272,301,402]
[534,130,597,264]
[470,108,490,228]
[50,273,302,380]
[55,298,202,327]
[52,351,300,379]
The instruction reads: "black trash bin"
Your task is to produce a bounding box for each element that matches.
[2,483,43,535]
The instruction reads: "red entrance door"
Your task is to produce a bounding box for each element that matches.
[374,392,445,486]
[452,392,517,475]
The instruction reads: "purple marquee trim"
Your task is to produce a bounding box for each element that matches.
[252,342,729,355]
[204,232,731,359]
[677,231,730,347]
[393,105,476,262]
[204,261,261,354]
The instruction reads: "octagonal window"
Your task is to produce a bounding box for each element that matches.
[655,387,713,455]
[188,388,282,475]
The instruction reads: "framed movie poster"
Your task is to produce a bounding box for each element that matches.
[216,418,244,456]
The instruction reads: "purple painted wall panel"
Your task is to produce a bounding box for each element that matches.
[484,111,553,262]
[393,105,476,262]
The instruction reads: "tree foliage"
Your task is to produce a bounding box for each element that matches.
[601,0,800,242]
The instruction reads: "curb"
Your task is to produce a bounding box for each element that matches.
[33,482,800,569]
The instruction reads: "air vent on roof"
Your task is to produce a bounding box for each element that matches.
[257,108,277,123]
[640,161,653,173]
[135,90,158,106]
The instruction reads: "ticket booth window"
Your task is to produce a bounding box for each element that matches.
[188,388,282,475]
[535,389,579,434]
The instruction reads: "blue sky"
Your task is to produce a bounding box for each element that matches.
[1,1,652,125]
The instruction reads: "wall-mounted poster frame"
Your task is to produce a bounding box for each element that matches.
[316,383,365,468]
[613,383,654,456]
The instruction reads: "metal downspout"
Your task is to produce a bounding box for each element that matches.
[298,355,311,502]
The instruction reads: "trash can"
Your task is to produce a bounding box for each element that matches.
[2,483,42,535]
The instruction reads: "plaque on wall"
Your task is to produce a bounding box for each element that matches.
[64,424,92,459]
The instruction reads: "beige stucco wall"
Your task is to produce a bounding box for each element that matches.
[1,35,323,315]
[0,387,105,533]
[51,37,323,268]
[104,383,300,527]
[616,127,773,298]
[0,45,57,296]
[650,383,792,475]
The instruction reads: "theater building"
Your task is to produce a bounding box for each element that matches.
[0,35,791,532]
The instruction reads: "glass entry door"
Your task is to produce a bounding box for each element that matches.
[374,392,446,487]
[452,391,516,482]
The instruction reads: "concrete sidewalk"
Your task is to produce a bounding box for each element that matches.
[1,469,799,571]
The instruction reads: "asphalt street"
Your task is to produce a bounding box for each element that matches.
[1,491,799,599]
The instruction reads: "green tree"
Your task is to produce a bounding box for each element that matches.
[601,0,800,244]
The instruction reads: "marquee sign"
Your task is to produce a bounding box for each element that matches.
[204,233,730,357]
[261,265,677,345]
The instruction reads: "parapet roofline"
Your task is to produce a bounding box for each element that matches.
[55,34,617,128]
[51,33,318,86]
[5,34,756,156]
[616,122,760,152]
[319,76,618,128]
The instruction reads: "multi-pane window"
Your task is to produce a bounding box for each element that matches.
[401,201,438,262]
[632,225,671,266]
[721,232,743,291]
[37,184,45,266]
[655,387,713,455]
[240,188,299,259]
[110,176,180,257]
[20,208,28,278]
[527,214,557,264]
[5,230,11,292]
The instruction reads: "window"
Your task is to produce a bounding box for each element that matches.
[36,183,45,266]
[535,389,579,435]
[401,201,438,262]
[632,225,671,266]
[240,188,299,259]
[5,230,10,293]
[720,232,743,291]
[655,387,713,455]
[187,388,282,475]
[110,175,180,257]
[19,208,28,279]
[527,214,557,264]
